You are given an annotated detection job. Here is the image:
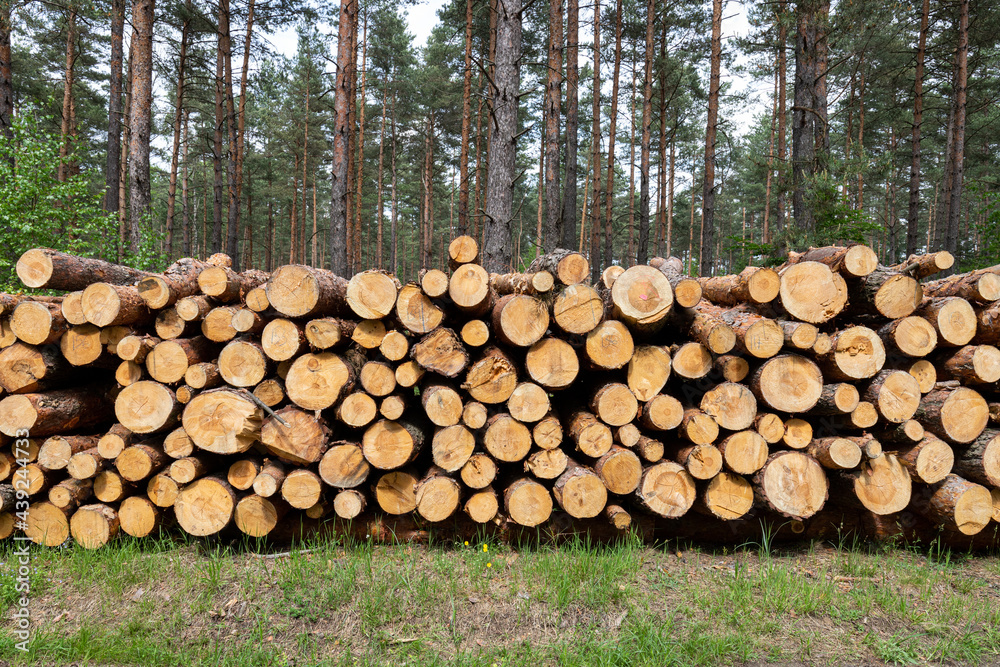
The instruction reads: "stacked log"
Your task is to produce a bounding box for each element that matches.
[2,242,999,549]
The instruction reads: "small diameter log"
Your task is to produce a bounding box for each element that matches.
[70,503,120,549]
[198,266,268,303]
[379,395,406,421]
[449,263,492,315]
[813,326,886,381]
[360,361,396,397]
[635,435,665,462]
[411,328,469,378]
[147,336,217,384]
[116,334,159,362]
[375,471,418,514]
[156,307,199,340]
[877,419,925,446]
[116,443,168,482]
[922,268,1000,303]
[118,496,160,537]
[567,410,613,458]
[638,394,684,431]
[552,284,604,334]
[175,295,213,322]
[395,284,444,334]
[252,460,287,497]
[281,469,323,509]
[590,383,638,427]
[714,355,750,382]
[786,245,879,278]
[337,392,378,428]
[462,401,489,430]
[504,477,553,526]
[431,425,476,472]
[626,345,671,401]
[162,427,194,459]
[48,478,93,511]
[181,389,262,454]
[847,265,923,319]
[951,429,1000,487]
[395,361,425,388]
[674,443,723,480]
[81,283,151,327]
[891,435,954,484]
[808,437,862,470]
[700,382,757,432]
[751,354,824,413]
[679,409,719,446]
[837,454,911,515]
[146,474,180,507]
[778,261,848,324]
[285,351,356,410]
[594,446,643,494]
[916,297,977,348]
[116,361,143,386]
[415,467,462,522]
[492,294,550,347]
[648,256,703,307]
[698,266,780,306]
[333,490,367,520]
[701,472,754,520]
[491,270,555,295]
[779,320,819,350]
[461,453,498,489]
[585,320,634,370]
[228,457,263,491]
[137,257,210,309]
[669,342,712,379]
[878,316,938,358]
[421,268,450,298]
[826,402,879,430]
[553,460,607,519]
[24,502,70,546]
[1,388,112,437]
[20,463,52,494]
[460,320,490,347]
[60,324,104,366]
[635,461,696,518]
[61,292,86,325]
[421,382,464,427]
[892,251,954,279]
[524,448,569,479]
[259,319,305,362]
[718,431,769,475]
[174,476,236,536]
[754,413,785,444]
[261,407,330,464]
[508,382,550,423]
[525,337,579,390]
[527,249,589,285]
[449,235,480,267]
[265,265,349,318]
[235,495,287,536]
[362,419,425,470]
[862,370,921,423]
[11,301,68,345]
[39,435,100,471]
[218,339,273,388]
[935,345,1000,384]
[915,474,993,535]
[609,265,674,333]
[463,346,517,404]
[484,413,532,462]
[977,300,1000,346]
[380,331,409,361]
[782,418,813,449]
[0,342,72,394]
[352,320,387,352]
[915,386,989,445]
[753,451,828,519]
[810,383,860,416]
[304,317,355,349]
[91,470,132,504]
[813,333,832,355]
[532,412,563,449]
[17,248,152,290]
[907,359,937,393]
[184,362,221,390]
[464,488,499,523]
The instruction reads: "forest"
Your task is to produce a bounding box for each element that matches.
[0,0,997,283]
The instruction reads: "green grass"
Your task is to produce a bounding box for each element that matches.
[1,534,999,666]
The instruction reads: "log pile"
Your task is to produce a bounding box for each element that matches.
[2,242,999,549]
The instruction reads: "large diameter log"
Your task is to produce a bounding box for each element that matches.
[609,265,674,333]
[449,263,492,315]
[700,382,757,431]
[891,435,954,484]
[463,346,517,404]
[753,451,828,519]
[525,337,579,390]
[281,469,323,509]
[70,503,120,549]
[862,370,921,423]
[626,345,671,401]
[11,301,68,345]
[431,425,475,472]
[951,429,1000,487]
[878,316,938,358]
[669,342,712,379]
[915,386,989,445]
[1,388,112,437]
[448,235,480,267]
[345,270,399,320]
[786,245,879,278]
[813,326,886,381]
[750,354,823,413]
[698,266,780,305]
[0,342,73,394]
[567,410,612,457]
[917,297,976,347]
[60,324,105,366]
[362,419,425,470]
[847,265,923,318]
[634,461,696,518]
[318,443,370,488]
[838,454,911,515]
[718,431,768,475]
[81,283,151,327]
[484,413,532,462]
[266,265,349,318]
[491,294,549,347]
[552,284,604,334]
[527,249,589,285]
[174,476,236,536]
[935,345,1000,384]
[585,320,634,370]
[415,467,462,522]
[24,502,70,546]
[916,474,993,535]
[17,248,152,290]
[285,352,356,410]
[113,381,178,434]
[504,478,553,526]
[201,306,240,342]
[553,460,607,519]
[181,389,262,454]
[411,328,469,378]
[508,382,550,423]
[261,407,330,464]
[778,261,848,324]
[395,284,444,334]
[702,472,754,520]
[594,446,642,494]
[922,268,1000,303]
[375,471,418,514]
[648,256,703,307]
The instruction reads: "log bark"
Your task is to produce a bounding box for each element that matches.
[265,265,349,318]
[914,386,988,444]
[890,435,953,484]
[922,268,1000,303]
[81,284,151,327]
[16,249,152,291]
[698,266,780,305]
[1,388,113,437]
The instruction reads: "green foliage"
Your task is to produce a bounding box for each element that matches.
[809,171,882,246]
[0,112,119,290]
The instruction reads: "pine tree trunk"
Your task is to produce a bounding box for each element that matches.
[353,15,368,271]
[181,111,190,256]
[329,0,356,277]
[543,0,562,252]
[792,0,818,233]
[588,0,602,282]
[58,6,77,184]
[776,2,787,232]
[165,8,190,261]
[944,0,968,264]
[637,0,654,264]
[128,0,154,254]
[602,0,623,269]
[905,0,929,257]
[220,0,240,268]
[0,2,13,156]
[458,0,474,237]
[376,72,390,269]
[561,0,579,250]
[212,41,225,254]
[701,0,721,276]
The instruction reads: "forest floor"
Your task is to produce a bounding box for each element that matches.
[1,529,999,666]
